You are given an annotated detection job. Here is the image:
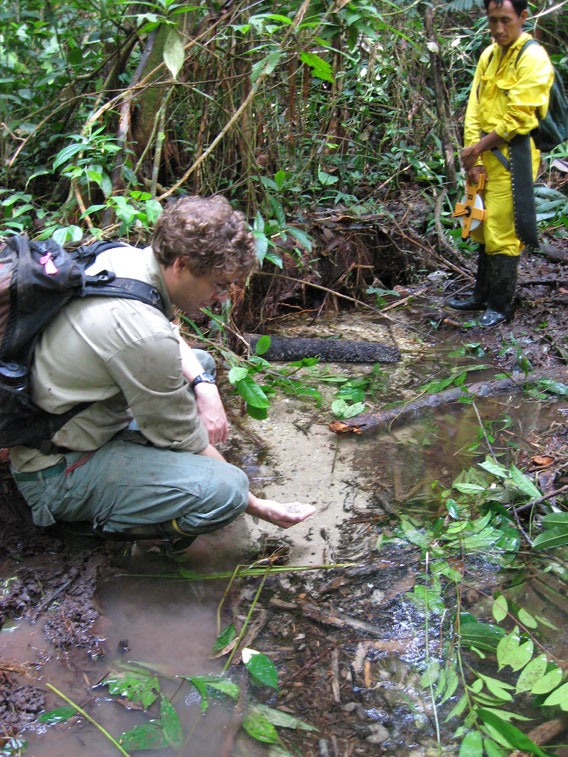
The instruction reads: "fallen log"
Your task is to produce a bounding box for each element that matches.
[245,334,401,363]
[329,369,568,435]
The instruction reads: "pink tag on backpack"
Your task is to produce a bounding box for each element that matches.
[40,252,58,275]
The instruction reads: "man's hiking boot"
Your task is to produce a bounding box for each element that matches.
[478,254,519,328]
[447,246,490,311]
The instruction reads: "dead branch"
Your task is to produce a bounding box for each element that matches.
[329,369,568,435]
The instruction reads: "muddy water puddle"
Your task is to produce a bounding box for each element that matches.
[2,312,567,755]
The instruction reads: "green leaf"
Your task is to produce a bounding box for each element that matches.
[543,680,568,709]
[492,595,508,623]
[536,379,568,396]
[533,526,568,550]
[477,709,548,756]
[119,720,168,751]
[286,226,312,251]
[515,654,548,693]
[517,608,538,629]
[199,676,240,700]
[420,660,440,688]
[101,668,159,708]
[460,617,505,652]
[251,50,281,84]
[187,676,209,711]
[508,465,541,499]
[237,377,270,408]
[478,459,509,479]
[228,366,249,384]
[542,512,568,529]
[299,51,334,83]
[496,627,533,671]
[445,693,468,722]
[255,335,271,355]
[254,703,318,731]
[242,648,279,690]
[247,404,268,420]
[163,28,185,79]
[459,730,483,756]
[38,705,78,724]
[484,737,507,756]
[212,623,237,653]
[438,668,459,705]
[531,667,563,695]
[317,169,338,186]
[160,697,183,750]
[242,709,280,743]
[476,673,514,701]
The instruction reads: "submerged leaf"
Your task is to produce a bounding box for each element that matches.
[101,668,159,708]
[38,705,78,724]
[119,720,168,751]
[212,623,237,653]
[160,697,183,751]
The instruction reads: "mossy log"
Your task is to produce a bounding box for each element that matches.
[244,334,401,364]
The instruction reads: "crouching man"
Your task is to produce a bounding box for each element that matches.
[10,196,316,543]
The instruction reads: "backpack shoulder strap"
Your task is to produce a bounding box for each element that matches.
[515,38,540,66]
[82,274,166,314]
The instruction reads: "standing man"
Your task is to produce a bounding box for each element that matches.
[10,195,316,544]
[448,0,554,327]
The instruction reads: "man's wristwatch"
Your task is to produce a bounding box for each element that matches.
[191,372,216,390]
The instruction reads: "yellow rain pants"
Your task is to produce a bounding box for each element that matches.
[464,32,553,257]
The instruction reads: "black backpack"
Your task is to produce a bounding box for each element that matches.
[517,40,568,152]
[0,235,165,450]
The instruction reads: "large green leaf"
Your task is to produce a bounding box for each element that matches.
[508,465,541,499]
[237,377,270,408]
[163,28,185,79]
[242,648,279,690]
[477,709,548,756]
[533,526,568,551]
[542,512,568,529]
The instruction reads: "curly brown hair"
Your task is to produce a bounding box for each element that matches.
[152,195,257,279]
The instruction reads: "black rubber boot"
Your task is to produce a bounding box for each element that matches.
[478,254,519,328]
[447,246,490,311]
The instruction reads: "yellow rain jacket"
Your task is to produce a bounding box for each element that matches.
[464,32,553,256]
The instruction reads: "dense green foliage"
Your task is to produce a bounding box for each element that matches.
[1,0,566,243]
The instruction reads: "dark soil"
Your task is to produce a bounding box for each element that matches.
[1,205,567,752]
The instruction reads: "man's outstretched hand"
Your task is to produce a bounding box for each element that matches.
[246,496,316,529]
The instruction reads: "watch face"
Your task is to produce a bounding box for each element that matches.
[193,372,216,388]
